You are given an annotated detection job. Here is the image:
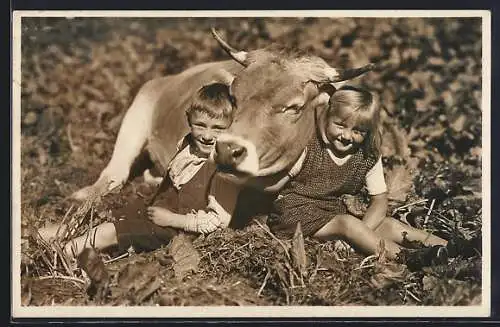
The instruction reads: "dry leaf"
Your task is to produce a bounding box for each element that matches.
[77,247,109,303]
[114,260,162,304]
[169,233,201,280]
[341,194,367,218]
[290,222,308,278]
[385,165,414,202]
[381,119,411,158]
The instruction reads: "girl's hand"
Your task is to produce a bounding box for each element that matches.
[147,206,173,226]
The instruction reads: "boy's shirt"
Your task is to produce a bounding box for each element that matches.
[167,134,207,190]
[164,133,237,233]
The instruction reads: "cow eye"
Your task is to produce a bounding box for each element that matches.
[282,105,302,115]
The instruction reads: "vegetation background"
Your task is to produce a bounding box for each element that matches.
[19,16,483,306]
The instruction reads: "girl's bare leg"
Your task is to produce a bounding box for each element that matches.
[374,217,447,247]
[63,222,118,258]
[314,214,403,260]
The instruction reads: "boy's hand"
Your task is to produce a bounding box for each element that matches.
[147,206,173,226]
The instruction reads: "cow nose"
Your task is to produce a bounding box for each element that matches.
[341,129,352,141]
[215,140,248,168]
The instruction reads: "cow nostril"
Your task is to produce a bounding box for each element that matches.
[232,147,246,160]
[215,141,248,168]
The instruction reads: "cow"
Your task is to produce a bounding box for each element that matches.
[72,28,375,200]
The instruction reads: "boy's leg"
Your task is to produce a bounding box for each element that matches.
[37,223,69,242]
[374,217,447,247]
[313,214,403,260]
[64,222,118,258]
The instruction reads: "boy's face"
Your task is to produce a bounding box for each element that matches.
[189,111,231,157]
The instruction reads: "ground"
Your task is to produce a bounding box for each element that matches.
[19,17,483,306]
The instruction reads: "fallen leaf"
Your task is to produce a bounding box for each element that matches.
[114,260,162,304]
[450,114,467,133]
[77,247,110,304]
[290,222,308,278]
[422,275,438,292]
[341,194,367,218]
[169,233,201,280]
[385,165,414,202]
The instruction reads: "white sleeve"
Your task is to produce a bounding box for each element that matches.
[365,157,387,195]
[189,195,232,234]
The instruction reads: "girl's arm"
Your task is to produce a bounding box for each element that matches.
[246,171,291,193]
[363,157,388,230]
[246,148,307,193]
[362,192,388,230]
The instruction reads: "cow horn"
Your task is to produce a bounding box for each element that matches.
[326,63,377,82]
[211,27,248,67]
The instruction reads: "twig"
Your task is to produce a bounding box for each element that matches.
[257,270,271,297]
[358,254,378,269]
[50,242,74,277]
[333,251,348,262]
[104,252,130,264]
[354,264,375,271]
[38,251,55,276]
[392,199,428,215]
[37,275,87,288]
[424,199,435,226]
[66,124,79,152]
[56,204,74,241]
[53,249,58,274]
[308,252,322,283]
[252,219,291,261]
[84,206,96,249]
[406,289,422,303]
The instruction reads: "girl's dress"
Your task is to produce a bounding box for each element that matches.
[268,131,378,238]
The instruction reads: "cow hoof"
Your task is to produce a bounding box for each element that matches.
[71,175,124,200]
[143,169,163,186]
[70,185,100,201]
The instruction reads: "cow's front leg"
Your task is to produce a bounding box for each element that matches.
[72,87,156,200]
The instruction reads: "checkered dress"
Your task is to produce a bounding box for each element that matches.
[268,132,377,238]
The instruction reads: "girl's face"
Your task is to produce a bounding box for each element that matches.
[189,111,231,157]
[324,106,368,157]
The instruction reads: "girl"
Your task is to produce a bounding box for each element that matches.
[38,82,242,257]
[267,85,449,265]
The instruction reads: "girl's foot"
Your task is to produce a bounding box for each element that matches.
[400,245,449,271]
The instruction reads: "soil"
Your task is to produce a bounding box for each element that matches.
[19,17,483,307]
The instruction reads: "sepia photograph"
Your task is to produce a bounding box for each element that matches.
[11,10,490,318]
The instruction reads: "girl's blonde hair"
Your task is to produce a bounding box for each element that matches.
[328,85,382,158]
[186,83,235,123]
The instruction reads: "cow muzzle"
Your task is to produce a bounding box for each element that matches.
[212,134,259,176]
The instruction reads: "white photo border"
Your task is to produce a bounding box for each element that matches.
[11,9,492,319]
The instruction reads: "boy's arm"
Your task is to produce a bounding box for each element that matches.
[147,200,228,234]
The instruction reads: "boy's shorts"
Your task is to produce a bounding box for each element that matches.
[112,198,179,253]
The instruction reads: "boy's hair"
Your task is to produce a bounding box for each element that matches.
[328,85,382,158]
[186,83,234,123]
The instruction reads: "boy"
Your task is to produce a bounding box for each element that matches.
[39,82,241,257]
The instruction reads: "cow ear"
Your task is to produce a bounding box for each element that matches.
[318,83,336,96]
[315,97,330,143]
[198,82,231,96]
[211,69,236,85]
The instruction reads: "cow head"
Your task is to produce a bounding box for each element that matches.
[210,28,376,184]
